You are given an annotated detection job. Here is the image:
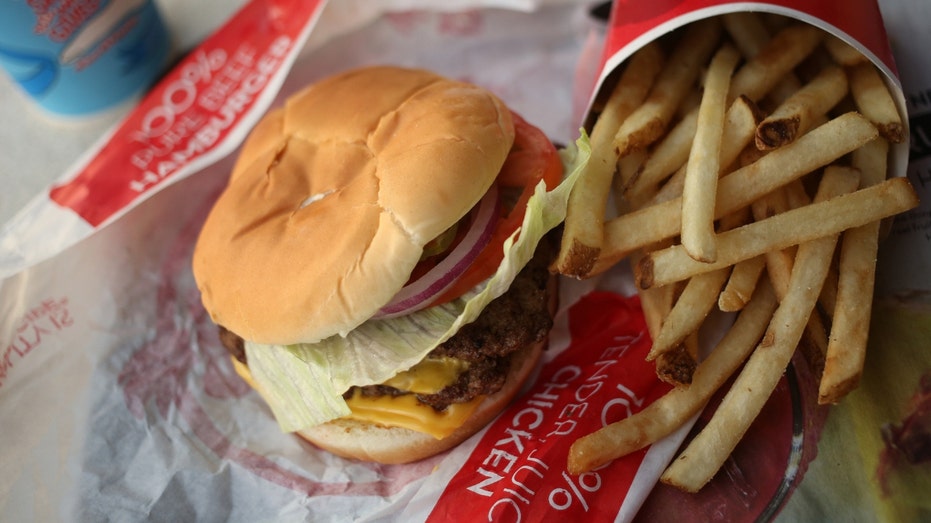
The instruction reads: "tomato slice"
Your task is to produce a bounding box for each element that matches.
[425,111,562,307]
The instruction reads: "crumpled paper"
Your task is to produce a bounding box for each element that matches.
[0,2,602,521]
[4,0,931,521]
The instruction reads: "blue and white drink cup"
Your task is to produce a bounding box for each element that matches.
[0,0,171,117]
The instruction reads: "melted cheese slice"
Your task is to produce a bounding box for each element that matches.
[233,355,480,439]
[346,390,484,439]
[381,356,470,394]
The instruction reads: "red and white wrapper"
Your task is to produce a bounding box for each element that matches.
[0,0,922,522]
[586,0,907,180]
[0,0,326,278]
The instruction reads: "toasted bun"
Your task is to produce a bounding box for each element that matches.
[304,337,544,464]
[193,66,515,345]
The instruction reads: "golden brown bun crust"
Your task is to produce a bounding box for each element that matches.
[192,66,515,345]
[297,336,546,464]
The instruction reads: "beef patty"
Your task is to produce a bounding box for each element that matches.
[218,237,556,412]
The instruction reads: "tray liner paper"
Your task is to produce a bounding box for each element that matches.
[2,0,930,521]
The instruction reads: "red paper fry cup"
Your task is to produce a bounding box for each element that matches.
[567,1,912,521]
[585,0,908,179]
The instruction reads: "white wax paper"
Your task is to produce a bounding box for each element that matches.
[0,2,602,521]
[3,0,930,521]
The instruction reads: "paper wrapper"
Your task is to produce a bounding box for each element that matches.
[1,0,928,521]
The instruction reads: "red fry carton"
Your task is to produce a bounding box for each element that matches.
[586,0,908,178]
[565,0,913,521]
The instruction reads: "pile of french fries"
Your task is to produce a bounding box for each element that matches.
[558,12,919,493]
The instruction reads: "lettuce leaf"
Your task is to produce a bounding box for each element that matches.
[246,134,591,432]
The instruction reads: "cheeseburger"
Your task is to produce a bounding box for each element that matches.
[192,66,579,464]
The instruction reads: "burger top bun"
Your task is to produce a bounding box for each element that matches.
[193,66,516,345]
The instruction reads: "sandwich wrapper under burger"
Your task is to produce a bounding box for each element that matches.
[1,0,930,521]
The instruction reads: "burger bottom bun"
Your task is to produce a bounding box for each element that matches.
[298,336,547,465]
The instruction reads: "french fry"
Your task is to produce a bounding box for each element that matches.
[631,238,678,341]
[647,266,731,361]
[655,341,698,387]
[721,11,772,57]
[625,108,699,202]
[736,141,766,167]
[635,237,685,387]
[653,208,747,383]
[594,197,681,270]
[554,43,665,277]
[644,273,696,391]
[648,208,748,361]
[639,281,676,341]
[783,178,813,208]
[760,12,792,33]
[653,95,761,208]
[760,242,796,296]
[597,112,878,271]
[847,62,906,143]
[660,166,857,492]
[749,186,794,299]
[818,223,880,403]
[567,282,778,475]
[824,34,870,66]
[681,45,742,262]
[818,262,839,318]
[682,329,701,363]
[615,148,649,211]
[852,135,890,189]
[819,138,890,404]
[755,65,848,150]
[717,254,766,312]
[751,184,831,378]
[645,162,688,207]
[762,250,831,378]
[722,11,801,103]
[728,23,822,103]
[716,95,766,169]
[627,94,761,208]
[636,176,917,289]
[613,18,722,157]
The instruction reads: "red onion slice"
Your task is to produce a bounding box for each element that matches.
[375,184,500,319]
